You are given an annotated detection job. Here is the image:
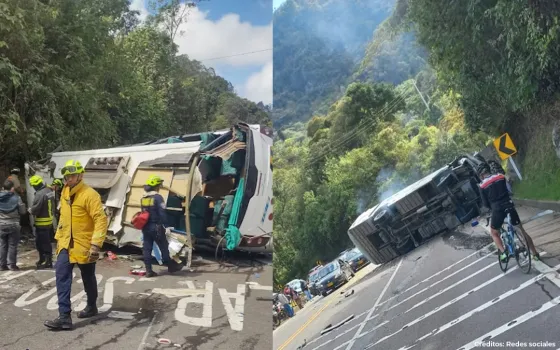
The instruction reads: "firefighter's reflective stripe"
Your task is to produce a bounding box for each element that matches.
[35,200,53,226]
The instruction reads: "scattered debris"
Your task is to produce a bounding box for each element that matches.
[296,339,307,349]
[108,311,136,320]
[158,339,171,345]
[23,308,31,311]
[130,265,142,269]
[174,344,181,348]
[415,256,422,261]
[129,269,146,276]
[344,289,354,298]
[107,251,118,260]
[320,314,355,335]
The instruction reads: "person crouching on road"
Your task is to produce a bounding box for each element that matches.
[0,180,26,271]
[44,160,107,331]
[141,175,183,278]
[29,175,55,269]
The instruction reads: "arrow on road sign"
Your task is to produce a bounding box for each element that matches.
[493,133,517,160]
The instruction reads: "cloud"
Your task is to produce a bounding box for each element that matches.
[175,7,272,67]
[241,61,272,105]
[130,0,149,22]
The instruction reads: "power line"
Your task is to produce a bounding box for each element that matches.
[197,48,272,61]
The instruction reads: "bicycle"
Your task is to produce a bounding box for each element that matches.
[485,210,531,274]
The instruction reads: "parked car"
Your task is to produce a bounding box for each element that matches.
[314,259,354,297]
[340,247,370,272]
[307,266,323,296]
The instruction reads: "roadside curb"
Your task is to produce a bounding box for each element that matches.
[514,198,560,212]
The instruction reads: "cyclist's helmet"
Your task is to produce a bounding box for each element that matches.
[476,162,491,178]
[145,175,164,187]
[10,167,20,174]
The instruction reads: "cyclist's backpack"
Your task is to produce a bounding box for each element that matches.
[132,211,150,229]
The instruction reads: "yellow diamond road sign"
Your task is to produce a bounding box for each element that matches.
[493,133,517,160]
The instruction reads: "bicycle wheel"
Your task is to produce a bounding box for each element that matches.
[498,231,509,272]
[513,229,531,274]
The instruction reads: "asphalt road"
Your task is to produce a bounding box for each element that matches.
[273,229,560,350]
[0,248,272,350]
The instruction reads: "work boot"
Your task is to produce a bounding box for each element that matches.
[77,305,98,319]
[44,314,73,330]
[8,264,19,271]
[43,255,53,269]
[0,265,8,271]
[145,270,158,278]
[168,260,184,274]
[36,254,46,270]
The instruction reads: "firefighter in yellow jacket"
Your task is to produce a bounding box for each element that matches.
[44,160,107,331]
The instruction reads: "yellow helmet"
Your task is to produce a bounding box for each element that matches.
[145,175,164,187]
[29,175,43,186]
[61,160,84,176]
[51,178,64,187]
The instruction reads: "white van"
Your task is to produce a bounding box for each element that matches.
[24,123,274,256]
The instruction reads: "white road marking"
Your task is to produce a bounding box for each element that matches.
[152,288,203,298]
[46,274,103,311]
[381,252,494,310]
[14,273,75,307]
[396,263,560,349]
[379,242,494,307]
[175,281,213,327]
[306,311,369,347]
[108,311,136,319]
[457,295,560,350]
[99,276,135,312]
[0,270,33,284]
[345,258,403,350]
[533,259,560,289]
[246,282,273,291]
[137,311,158,350]
[403,259,496,314]
[218,284,246,331]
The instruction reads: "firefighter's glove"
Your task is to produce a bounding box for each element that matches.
[88,244,101,263]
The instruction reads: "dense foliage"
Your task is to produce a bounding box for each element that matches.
[406,0,560,134]
[0,0,270,168]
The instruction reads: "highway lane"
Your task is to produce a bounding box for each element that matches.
[274,228,560,350]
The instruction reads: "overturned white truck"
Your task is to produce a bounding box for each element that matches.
[348,154,487,265]
[24,123,274,264]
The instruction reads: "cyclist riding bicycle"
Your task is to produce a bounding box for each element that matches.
[476,162,540,262]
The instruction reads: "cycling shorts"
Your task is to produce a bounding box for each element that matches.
[491,206,521,230]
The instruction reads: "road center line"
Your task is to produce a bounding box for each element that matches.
[383,253,494,311]
[345,258,403,350]
[457,294,560,350]
[396,263,560,350]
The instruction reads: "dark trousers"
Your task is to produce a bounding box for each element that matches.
[35,226,53,256]
[142,226,171,271]
[0,224,19,267]
[55,249,98,315]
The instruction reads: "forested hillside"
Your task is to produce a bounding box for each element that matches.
[274,0,560,287]
[0,0,270,170]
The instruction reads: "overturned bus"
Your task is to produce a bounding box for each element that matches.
[24,123,274,264]
[348,154,486,265]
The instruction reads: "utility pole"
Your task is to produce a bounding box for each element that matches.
[412,79,430,111]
